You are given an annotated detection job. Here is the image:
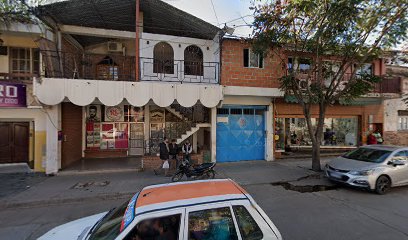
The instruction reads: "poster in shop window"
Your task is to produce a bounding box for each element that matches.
[105,106,124,122]
[86,105,101,122]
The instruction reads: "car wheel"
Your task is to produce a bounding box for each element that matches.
[171,172,184,182]
[375,175,391,195]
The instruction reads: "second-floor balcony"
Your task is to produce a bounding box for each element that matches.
[287,70,402,95]
[41,50,136,81]
[140,58,219,84]
[40,51,219,84]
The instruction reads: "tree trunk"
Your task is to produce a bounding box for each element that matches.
[311,103,327,172]
[312,144,321,171]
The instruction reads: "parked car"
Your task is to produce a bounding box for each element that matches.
[325,145,408,194]
[38,179,283,240]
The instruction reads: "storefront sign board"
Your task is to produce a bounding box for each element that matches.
[0,82,26,107]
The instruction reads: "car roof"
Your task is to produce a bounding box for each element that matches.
[361,145,408,151]
[134,179,249,215]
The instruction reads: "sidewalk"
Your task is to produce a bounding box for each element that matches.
[0,159,334,209]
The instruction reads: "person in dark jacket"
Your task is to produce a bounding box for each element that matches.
[168,139,179,169]
[155,137,170,176]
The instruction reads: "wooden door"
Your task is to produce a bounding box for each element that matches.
[0,122,29,163]
[0,123,12,163]
[13,123,29,163]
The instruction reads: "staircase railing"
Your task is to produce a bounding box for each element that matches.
[165,121,195,141]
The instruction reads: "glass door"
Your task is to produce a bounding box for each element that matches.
[129,123,144,156]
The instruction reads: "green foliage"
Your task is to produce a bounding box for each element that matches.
[251,0,408,170]
[0,0,42,25]
[251,0,408,106]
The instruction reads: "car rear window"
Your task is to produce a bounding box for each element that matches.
[343,148,392,163]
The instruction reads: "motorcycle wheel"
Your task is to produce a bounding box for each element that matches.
[171,171,184,182]
[206,170,215,179]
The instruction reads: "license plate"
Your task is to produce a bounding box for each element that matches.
[329,172,342,179]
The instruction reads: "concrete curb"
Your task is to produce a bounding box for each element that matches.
[0,192,135,210]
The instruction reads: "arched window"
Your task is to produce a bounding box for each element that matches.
[184,45,203,76]
[153,42,174,74]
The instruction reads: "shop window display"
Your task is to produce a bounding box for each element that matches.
[275,117,358,150]
[86,105,144,150]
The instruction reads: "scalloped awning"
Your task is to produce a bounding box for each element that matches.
[34,78,223,108]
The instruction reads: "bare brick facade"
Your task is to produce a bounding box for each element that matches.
[221,39,282,88]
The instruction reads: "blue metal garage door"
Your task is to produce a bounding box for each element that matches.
[216,106,266,162]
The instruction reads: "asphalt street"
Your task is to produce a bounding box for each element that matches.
[1,161,408,240]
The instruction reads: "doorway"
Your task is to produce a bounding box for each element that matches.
[0,122,29,164]
[129,123,144,156]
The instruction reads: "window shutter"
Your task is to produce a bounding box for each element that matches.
[243,49,249,67]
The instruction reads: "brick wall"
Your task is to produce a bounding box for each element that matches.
[61,103,83,168]
[384,131,408,146]
[221,39,283,88]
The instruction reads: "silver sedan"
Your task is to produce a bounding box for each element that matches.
[325,145,408,194]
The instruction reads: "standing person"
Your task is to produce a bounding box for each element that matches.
[155,137,170,176]
[367,131,377,145]
[182,140,193,163]
[373,129,384,144]
[168,139,179,169]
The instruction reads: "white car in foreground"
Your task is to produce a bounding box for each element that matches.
[39,179,282,240]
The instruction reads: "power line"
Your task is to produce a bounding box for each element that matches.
[210,0,219,25]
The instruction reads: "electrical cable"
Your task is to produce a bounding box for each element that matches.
[210,0,219,26]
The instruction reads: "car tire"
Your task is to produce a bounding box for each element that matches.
[375,175,391,195]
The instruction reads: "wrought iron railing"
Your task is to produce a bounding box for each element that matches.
[40,50,136,81]
[372,77,401,94]
[165,121,195,141]
[140,57,219,84]
[170,103,210,123]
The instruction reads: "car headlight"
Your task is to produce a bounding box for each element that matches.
[349,169,374,176]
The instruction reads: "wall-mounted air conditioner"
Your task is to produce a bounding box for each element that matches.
[107,42,123,52]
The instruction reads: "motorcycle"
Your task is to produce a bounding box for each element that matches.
[171,159,216,182]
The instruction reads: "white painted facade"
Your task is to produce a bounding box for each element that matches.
[139,32,220,83]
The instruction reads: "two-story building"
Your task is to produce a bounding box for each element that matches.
[383,64,408,145]
[0,21,57,173]
[220,38,402,160]
[33,0,226,172]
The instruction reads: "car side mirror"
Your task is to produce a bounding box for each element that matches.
[388,159,406,166]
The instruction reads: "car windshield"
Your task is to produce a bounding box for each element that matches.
[343,148,392,163]
[88,200,129,240]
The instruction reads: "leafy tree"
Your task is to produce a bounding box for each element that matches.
[0,0,42,26]
[251,0,408,171]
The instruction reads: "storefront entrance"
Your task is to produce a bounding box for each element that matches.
[0,122,29,164]
[129,123,144,156]
[216,106,266,162]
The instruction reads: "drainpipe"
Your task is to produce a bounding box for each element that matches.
[135,0,140,81]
